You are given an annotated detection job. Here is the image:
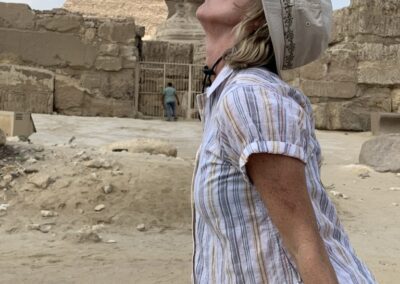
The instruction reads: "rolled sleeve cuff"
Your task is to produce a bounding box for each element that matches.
[239,141,307,184]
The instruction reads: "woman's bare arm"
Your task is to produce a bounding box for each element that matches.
[247,153,339,284]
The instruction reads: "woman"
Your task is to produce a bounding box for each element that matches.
[192,0,376,283]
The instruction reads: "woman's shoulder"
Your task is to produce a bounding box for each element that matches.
[221,67,312,114]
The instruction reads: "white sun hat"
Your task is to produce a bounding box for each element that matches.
[262,0,333,71]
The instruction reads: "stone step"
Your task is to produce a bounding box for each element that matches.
[371,112,400,135]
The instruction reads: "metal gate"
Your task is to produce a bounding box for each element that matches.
[137,62,204,119]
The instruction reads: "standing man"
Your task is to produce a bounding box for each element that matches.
[162,82,180,121]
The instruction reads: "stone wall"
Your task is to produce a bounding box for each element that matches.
[0,3,143,117]
[283,0,400,131]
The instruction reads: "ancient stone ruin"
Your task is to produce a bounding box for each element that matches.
[0,3,143,117]
[284,0,400,131]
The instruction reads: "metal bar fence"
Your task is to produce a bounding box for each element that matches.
[138,62,204,119]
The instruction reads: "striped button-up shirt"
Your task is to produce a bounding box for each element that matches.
[192,66,376,283]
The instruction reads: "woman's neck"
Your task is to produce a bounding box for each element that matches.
[204,28,235,77]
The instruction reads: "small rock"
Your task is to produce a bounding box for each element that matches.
[136,224,146,232]
[3,174,13,183]
[91,224,105,231]
[103,184,113,194]
[392,203,399,207]
[90,173,98,180]
[6,136,20,142]
[85,159,112,169]
[330,190,349,199]
[41,210,58,218]
[94,204,105,212]
[66,227,102,243]
[106,239,117,244]
[389,187,400,191]
[74,150,86,158]
[111,170,123,176]
[26,157,37,164]
[358,172,370,179]
[39,224,52,233]
[28,174,54,189]
[33,146,44,152]
[396,173,400,177]
[27,224,40,231]
[0,203,10,211]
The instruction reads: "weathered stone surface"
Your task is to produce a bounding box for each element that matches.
[98,21,136,43]
[36,14,83,32]
[300,80,357,99]
[82,96,134,117]
[0,3,35,30]
[0,28,97,68]
[54,75,86,116]
[357,62,400,85]
[290,0,400,131]
[142,41,193,63]
[99,44,120,57]
[359,134,400,173]
[0,4,141,119]
[313,102,371,131]
[0,64,54,114]
[95,56,123,71]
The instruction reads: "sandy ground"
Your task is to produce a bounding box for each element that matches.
[0,114,399,284]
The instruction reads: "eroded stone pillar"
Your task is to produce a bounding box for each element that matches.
[155,0,204,43]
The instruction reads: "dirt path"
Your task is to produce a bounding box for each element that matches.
[0,114,398,283]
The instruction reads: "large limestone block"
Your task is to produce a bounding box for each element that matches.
[0,3,35,30]
[95,56,123,71]
[142,41,193,63]
[359,134,400,173]
[312,102,370,131]
[36,14,83,33]
[80,70,135,100]
[330,8,356,43]
[0,28,97,68]
[357,62,400,85]
[82,96,134,117]
[358,8,400,37]
[357,43,400,63]
[300,44,357,82]
[54,75,86,116]
[300,80,357,99]
[0,64,54,114]
[98,21,136,43]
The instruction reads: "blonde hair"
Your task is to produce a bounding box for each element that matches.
[224,1,274,70]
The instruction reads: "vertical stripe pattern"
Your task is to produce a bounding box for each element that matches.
[193,66,376,284]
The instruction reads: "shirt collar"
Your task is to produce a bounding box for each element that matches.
[206,65,234,98]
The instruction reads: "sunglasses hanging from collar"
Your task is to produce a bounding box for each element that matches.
[202,56,224,93]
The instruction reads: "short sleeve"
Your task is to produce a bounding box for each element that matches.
[216,85,310,182]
